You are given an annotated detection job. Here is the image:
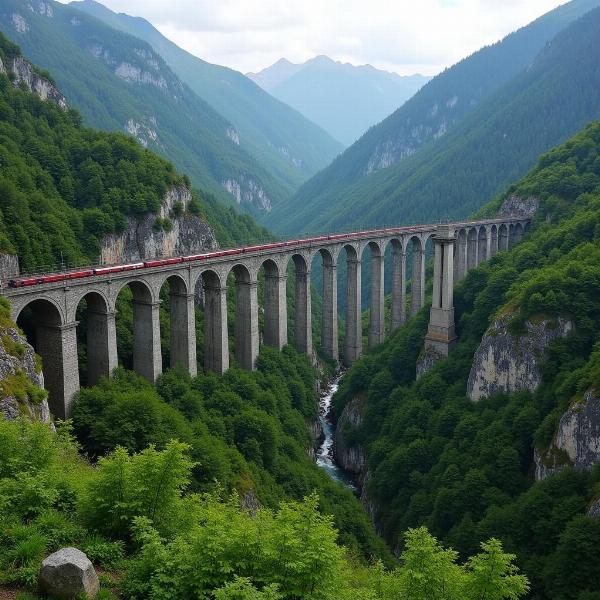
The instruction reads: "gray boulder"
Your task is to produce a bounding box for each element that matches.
[38,547,99,599]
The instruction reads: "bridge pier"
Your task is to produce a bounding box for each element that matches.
[425,225,457,356]
[321,259,338,361]
[133,299,162,382]
[204,280,229,374]
[86,308,118,386]
[264,271,287,350]
[368,249,385,349]
[294,261,312,357]
[170,291,197,376]
[344,253,362,366]
[391,246,406,331]
[235,278,259,370]
[410,239,426,316]
[37,321,80,419]
[456,231,467,282]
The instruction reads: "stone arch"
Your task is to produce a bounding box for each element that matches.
[455,228,468,282]
[199,269,228,374]
[114,278,161,382]
[365,240,385,349]
[313,247,338,360]
[490,225,499,257]
[467,227,478,270]
[477,226,488,265]
[259,258,287,350]
[386,238,406,332]
[16,297,75,419]
[74,290,116,388]
[498,223,509,251]
[229,263,258,370]
[287,253,312,357]
[513,222,525,245]
[408,235,426,316]
[158,273,196,375]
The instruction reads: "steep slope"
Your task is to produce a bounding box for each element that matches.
[0,0,299,217]
[248,55,430,146]
[332,118,600,597]
[69,0,342,188]
[0,31,268,275]
[266,0,600,234]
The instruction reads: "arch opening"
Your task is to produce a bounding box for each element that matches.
[199,269,228,374]
[228,263,258,370]
[16,298,75,419]
[258,258,287,351]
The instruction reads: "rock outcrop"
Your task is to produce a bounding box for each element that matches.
[222,175,272,212]
[38,547,99,599]
[0,318,50,423]
[333,396,366,479]
[10,56,68,109]
[497,194,539,218]
[99,185,217,265]
[535,389,600,480]
[0,254,19,285]
[467,316,573,402]
[416,346,445,379]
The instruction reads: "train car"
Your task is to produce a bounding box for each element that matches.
[182,253,209,263]
[93,267,112,276]
[121,262,144,272]
[67,269,93,280]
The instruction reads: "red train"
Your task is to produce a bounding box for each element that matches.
[7,226,421,289]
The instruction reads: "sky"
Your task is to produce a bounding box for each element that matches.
[62,0,569,76]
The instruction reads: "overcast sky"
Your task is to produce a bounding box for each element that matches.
[63,0,569,75]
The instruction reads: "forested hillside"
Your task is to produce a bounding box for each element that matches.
[69,0,343,192]
[332,118,600,598]
[0,0,324,217]
[248,55,429,146]
[266,0,600,234]
[0,32,267,273]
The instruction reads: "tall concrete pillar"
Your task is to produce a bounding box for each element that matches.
[477,230,488,265]
[37,321,80,419]
[87,308,118,386]
[170,291,197,376]
[425,225,457,357]
[133,299,162,382]
[235,278,259,370]
[456,233,468,282]
[264,272,287,349]
[499,226,509,251]
[485,228,492,261]
[368,251,385,349]
[321,261,338,361]
[204,282,229,374]
[294,264,312,356]
[410,240,426,316]
[344,255,362,366]
[467,230,478,271]
[391,248,406,331]
[491,227,499,256]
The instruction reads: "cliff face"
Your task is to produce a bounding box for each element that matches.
[535,389,600,481]
[99,185,218,265]
[3,55,68,110]
[497,194,539,218]
[0,318,50,423]
[467,316,573,402]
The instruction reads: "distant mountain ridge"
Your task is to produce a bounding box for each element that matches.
[265,0,600,234]
[70,0,342,194]
[248,55,430,146]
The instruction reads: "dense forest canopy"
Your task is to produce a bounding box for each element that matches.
[0,32,269,272]
[332,118,600,599]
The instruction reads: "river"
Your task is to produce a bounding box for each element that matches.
[316,373,357,490]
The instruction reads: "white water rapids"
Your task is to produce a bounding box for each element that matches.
[315,373,357,490]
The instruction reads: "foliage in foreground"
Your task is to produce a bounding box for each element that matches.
[0,416,528,599]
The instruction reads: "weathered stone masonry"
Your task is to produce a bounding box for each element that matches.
[2,217,529,418]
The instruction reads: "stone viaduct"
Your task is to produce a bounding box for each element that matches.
[1,217,529,419]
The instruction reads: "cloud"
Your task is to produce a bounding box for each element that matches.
[62,0,568,75]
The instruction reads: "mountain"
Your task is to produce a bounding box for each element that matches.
[247,55,430,146]
[331,113,600,598]
[69,0,342,190]
[0,0,329,218]
[265,0,600,234]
